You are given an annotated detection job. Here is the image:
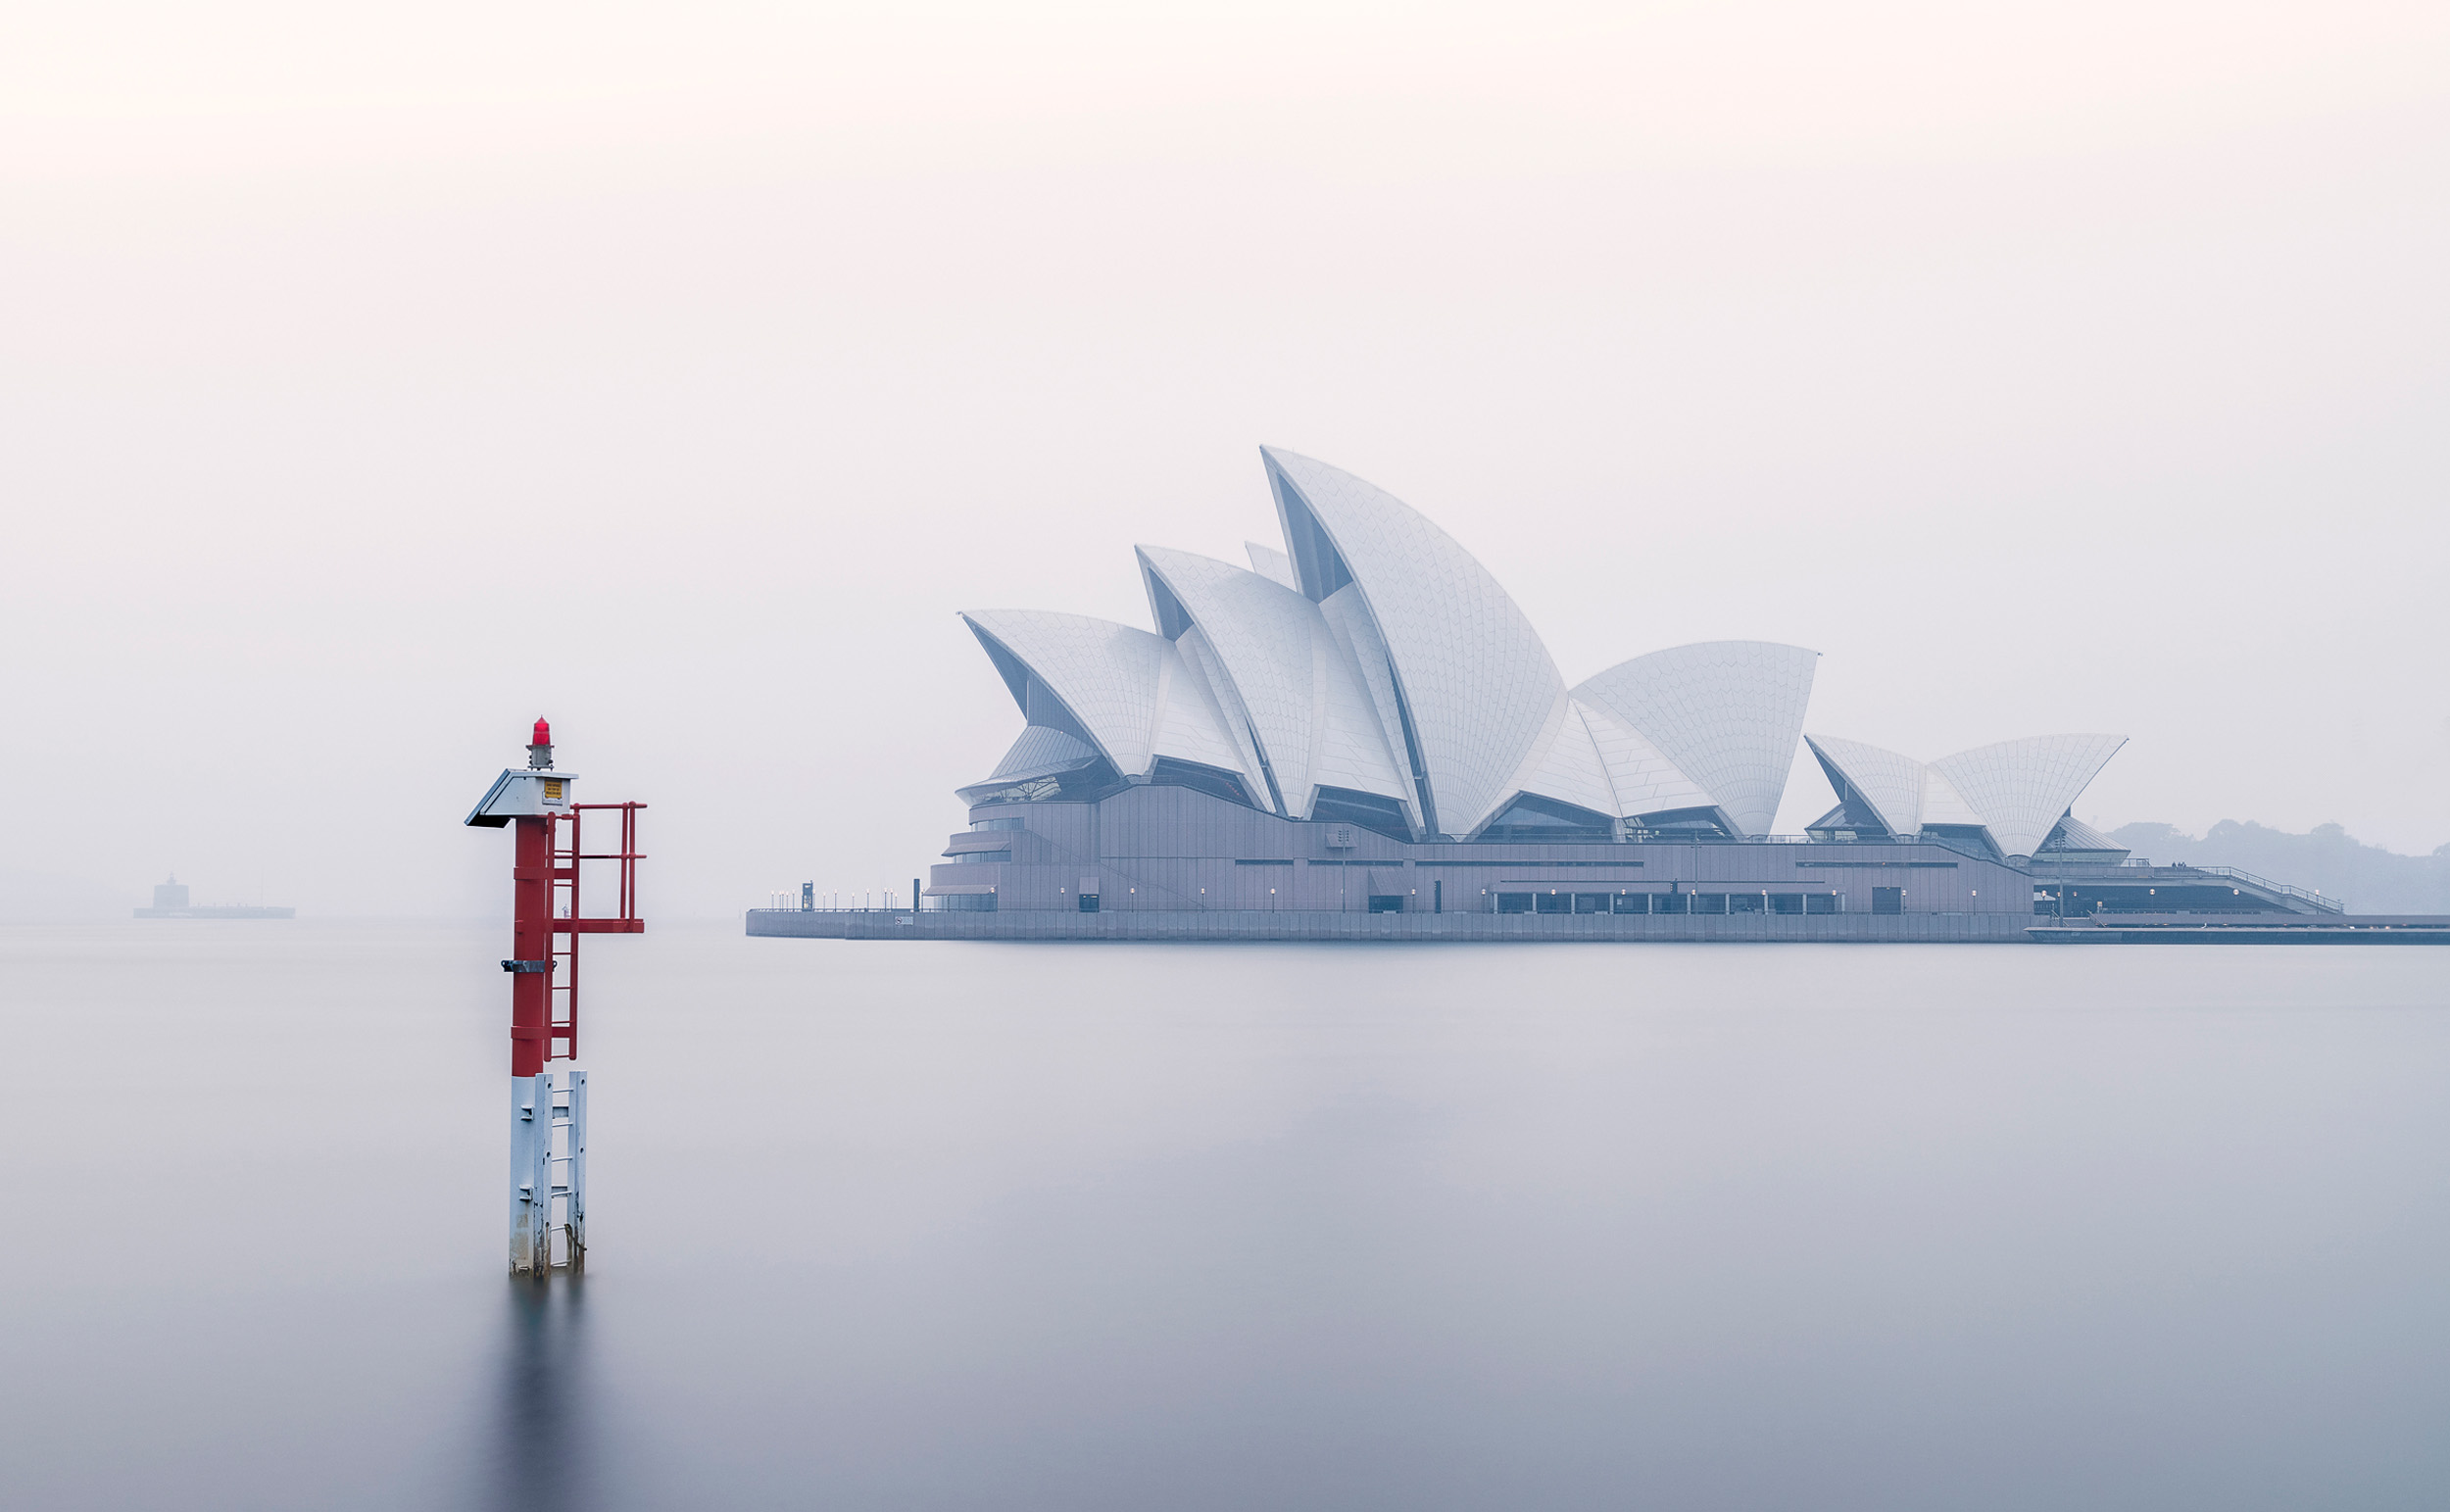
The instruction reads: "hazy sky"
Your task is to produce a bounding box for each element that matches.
[5,1,2445,919]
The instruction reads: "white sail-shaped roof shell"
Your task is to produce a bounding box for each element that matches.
[960,610,1250,795]
[1806,729,2127,857]
[1578,701,1719,820]
[1930,734,2128,859]
[986,724,1098,782]
[1139,548,1311,804]
[948,451,2160,869]
[1171,625,1270,793]
[1149,634,1250,776]
[955,450,2148,861]
[1300,611,1416,819]
[1245,542,1298,591]
[1804,734,1927,837]
[1315,584,1409,800]
[1514,703,1620,820]
[2041,813,2128,856]
[1134,546,1410,820]
[1918,764,1986,829]
[1264,447,1566,838]
[1572,641,1819,838]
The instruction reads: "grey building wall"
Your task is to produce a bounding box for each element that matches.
[928,783,2034,916]
[751,909,2048,942]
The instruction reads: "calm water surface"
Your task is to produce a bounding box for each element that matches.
[2,922,2445,1510]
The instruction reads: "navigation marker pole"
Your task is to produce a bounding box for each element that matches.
[466,719,646,1276]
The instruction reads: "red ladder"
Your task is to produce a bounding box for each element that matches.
[546,802,648,1061]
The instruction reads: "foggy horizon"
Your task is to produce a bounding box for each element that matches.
[7,1,2445,921]
[9,13,2450,1511]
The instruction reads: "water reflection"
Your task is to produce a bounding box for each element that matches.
[11,926,2450,1509]
[487,1279,594,1512]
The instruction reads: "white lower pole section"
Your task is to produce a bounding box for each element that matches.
[563,1069,587,1269]
[509,1075,552,1276]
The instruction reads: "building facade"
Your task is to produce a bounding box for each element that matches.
[891,447,2326,931]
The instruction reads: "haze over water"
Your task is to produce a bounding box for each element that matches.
[4,921,2444,1510]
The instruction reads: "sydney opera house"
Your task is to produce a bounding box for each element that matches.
[767,447,2350,940]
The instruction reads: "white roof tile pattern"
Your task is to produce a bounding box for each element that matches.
[1804,734,1926,836]
[1138,547,1318,812]
[1303,598,1415,818]
[1515,704,1620,819]
[1137,546,1409,819]
[1173,625,1272,798]
[1316,583,1418,810]
[2042,813,2127,854]
[1148,635,1250,779]
[1806,729,2127,857]
[959,610,1171,777]
[1930,734,2127,858]
[1918,764,1985,829]
[1572,641,1819,837]
[1264,447,1566,836]
[1577,701,1718,819]
[988,724,1097,781]
[1245,541,1298,591]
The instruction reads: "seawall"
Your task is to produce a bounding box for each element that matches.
[744,908,2037,943]
[746,909,2450,944]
